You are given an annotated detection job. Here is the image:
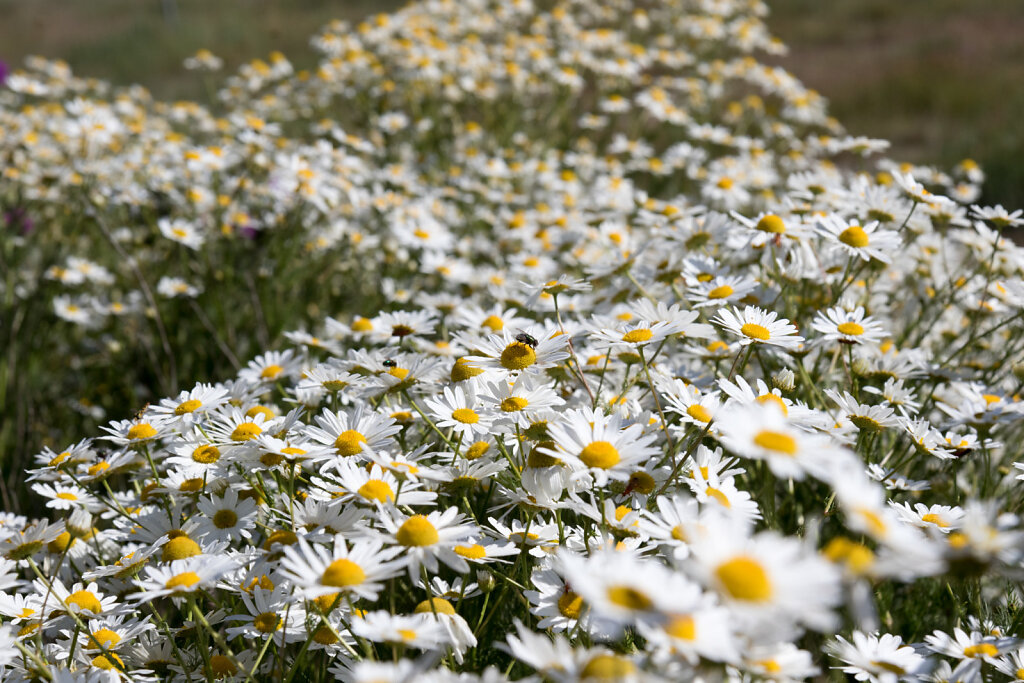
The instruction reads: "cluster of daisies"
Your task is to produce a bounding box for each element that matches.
[4,0,1024,681]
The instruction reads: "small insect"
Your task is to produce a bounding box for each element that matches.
[515,332,538,349]
[133,402,151,421]
[382,359,397,368]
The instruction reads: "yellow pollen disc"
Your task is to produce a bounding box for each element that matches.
[210,655,237,676]
[334,430,367,456]
[314,593,340,612]
[607,585,653,611]
[452,408,480,424]
[837,322,864,336]
[707,340,729,352]
[581,654,637,680]
[312,625,339,644]
[948,532,968,549]
[414,598,456,615]
[500,343,537,371]
[87,461,110,476]
[755,394,788,416]
[56,492,77,500]
[452,357,485,382]
[708,285,734,299]
[964,643,998,658]
[213,509,238,529]
[982,394,1000,405]
[579,441,620,469]
[253,612,281,633]
[716,177,734,189]
[614,505,633,522]
[127,423,157,440]
[262,530,297,550]
[454,544,486,559]
[89,628,121,649]
[388,367,409,380]
[261,452,284,467]
[230,422,262,441]
[175,399,202,415]
[91,653,124,671]
[706,487,731,508]
[352,318,373,332]
[857,507,888,536]
[558,590,583,619]
[670,525,688,542]
[397,515,439,547]
[756,214,786,234]
[501,397,529,412]
[759,659,781,673]
[920,513,949,528]
[839,225,870,248]
[321,559,366,587]
[66,590,102,614]
[192,445,221,464]
[627,470,656,494]
[260,364,283,379]
[622,328,653,343]
[357,480,394,503]
[666,614,697,640]
[246,405,274,420]
[162,536,201,561]
[715,556,772,601]
[465,441,490,460]
[281,446,306,457]
[179,478,204,493]
[165,571,202,591]
[481,315,504,331]
[740,322,770,341]
[753,430,797,455]
[397,629,417,642]
[687,404,712,423]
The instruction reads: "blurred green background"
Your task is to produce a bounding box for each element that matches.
[1,0,1022,207]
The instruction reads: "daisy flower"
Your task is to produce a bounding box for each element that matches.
[130,556,237,603]
[225,586,306,642]
[377,507,478,579]
[714,306,804,349]
[479,374,565,431]
[148,383,230,428]
[543,407,661,485]
[194,488,259,543]
[590,320,686,350]
[463,328,570,375]
[827,631,926,683]
[304,405,402,461]
[424,385,494,439]
[816,214,901,263]
[327,461,436,508]
[812,306,888,345]
[350,610,447,650]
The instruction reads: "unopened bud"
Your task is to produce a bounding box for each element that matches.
[772,368,795,392]
[67,509,93,538]
[1013,362,1024,382]
[476,570,497,593]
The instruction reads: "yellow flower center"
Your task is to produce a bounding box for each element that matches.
[192,445,221,464]
[162,536,201,562]
[500,343,537,371]
[837,322,864,336]
[501,397,529,412]
[920,513,949,528]
[964,643,998,658]
[313,625,339,644]
[334,430,367,456]
[246,406,274,421]
[581,654,637,681]
[622,328,653,343]
[357,480,394,503]
[127,423,157,440]
[481,315,504,331]
[465,441,490,460]
[579,441,620,469]
[179,478,204,493]
[91,653,124,671]
[397,515,439,546]
[606,586,653,610]
[665,614,697,640]
[740,323,770,341]
[321,559,366,587]
[451,357,485,382]
[687,404,712,423]
[706,486,731,508]
[175,399,202,415]
[708,285,734,299]
[753,430,797,455]
[89,628,121,649]
[627,470,656,494]
[454,544,486,559]
[839,225,870,248]
[558,591,583,619]
[48,532,75,554]
[452,408,480,424]
[253,612,281,633]
[755,393,788,416]
[210,655,237,677]
[56,492,78,501]
[213,509,238,529]
[66,590,102,614]
[314,593,340,612]
[756,214,786,234]
[715,556,772,601]
[414,598,456,615]
[351,317,373,332]
[230,422,262,441]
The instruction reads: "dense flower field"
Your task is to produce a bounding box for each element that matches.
[2,0,1024,681]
